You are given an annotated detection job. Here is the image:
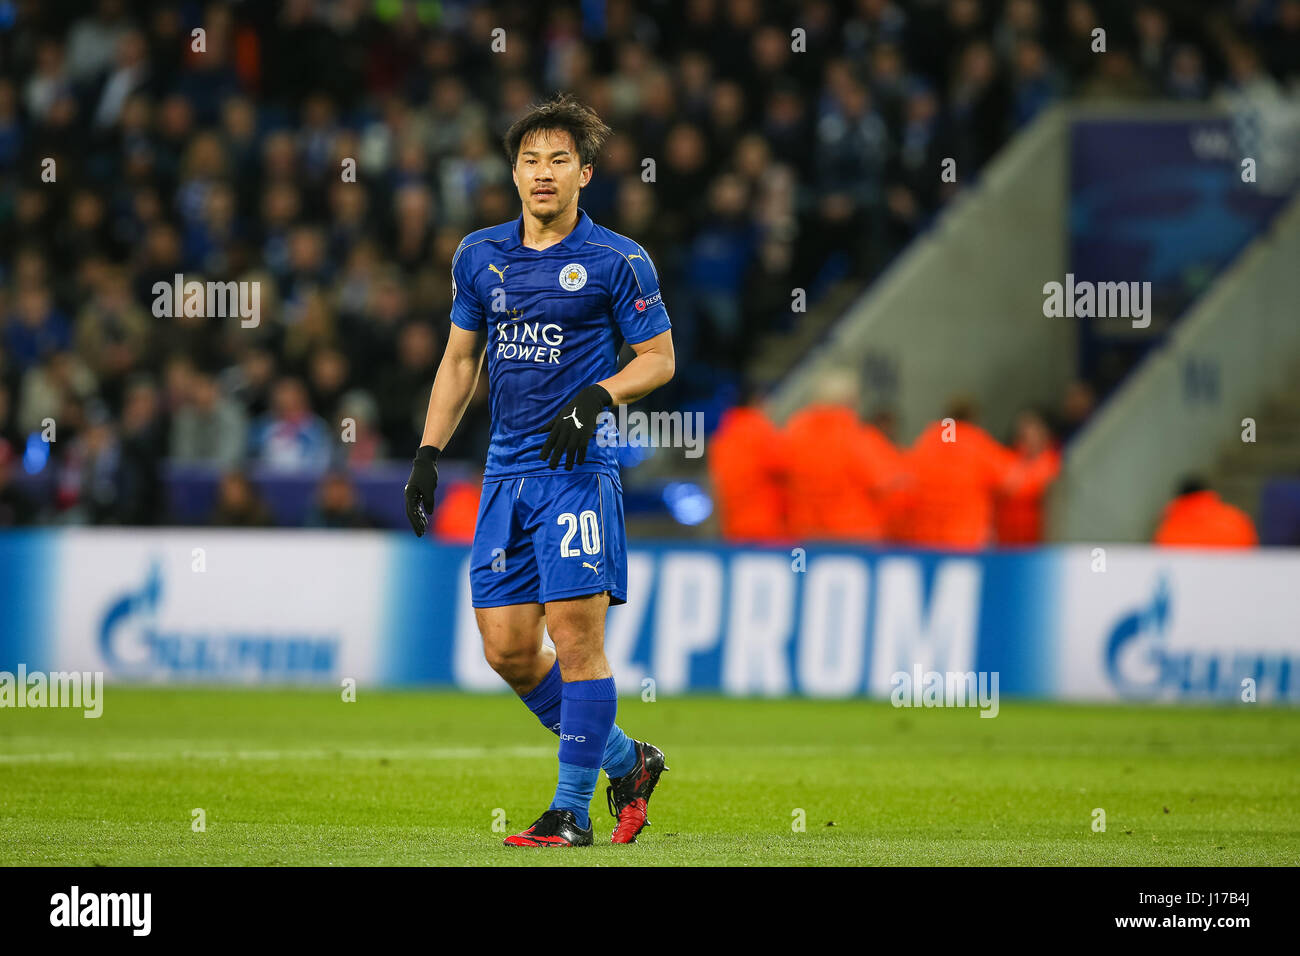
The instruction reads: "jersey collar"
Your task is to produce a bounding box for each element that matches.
[510,206,594,252]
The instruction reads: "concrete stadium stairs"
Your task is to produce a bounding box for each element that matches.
[1215,365,1300,523]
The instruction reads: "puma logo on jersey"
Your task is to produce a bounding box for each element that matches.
[628,254,643,260]
[488,264,509,282]
[583,561,601,574]
[564,408,582,429]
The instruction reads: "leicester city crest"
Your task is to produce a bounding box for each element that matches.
[558,263,588,291]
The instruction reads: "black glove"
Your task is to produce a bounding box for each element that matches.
[404,445,440,536]
[537,384,612,470]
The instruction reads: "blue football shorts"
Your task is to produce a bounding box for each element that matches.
[468,470,628,608]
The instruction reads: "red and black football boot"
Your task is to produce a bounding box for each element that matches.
[502,809,593,848]
[606,740,668,844]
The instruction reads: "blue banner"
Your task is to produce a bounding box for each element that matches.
[1,531,1296,703]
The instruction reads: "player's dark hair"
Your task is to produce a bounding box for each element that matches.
[503,93,612,168]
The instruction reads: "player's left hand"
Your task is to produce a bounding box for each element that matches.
[537,384,612,470]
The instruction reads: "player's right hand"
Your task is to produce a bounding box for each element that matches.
[404,445,440,536]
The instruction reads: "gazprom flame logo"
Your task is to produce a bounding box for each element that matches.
[99,561,164,673]
[1105,577,1172,695]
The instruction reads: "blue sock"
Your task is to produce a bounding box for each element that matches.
[520,662,564,735]
[551,762,600,829]
[549,676,618,829]
[602,723,637,779]
[520,663,636,778]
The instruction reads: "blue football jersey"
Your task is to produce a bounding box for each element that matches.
[449,208,671,478]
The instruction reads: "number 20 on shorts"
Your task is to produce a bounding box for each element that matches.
[557,511,601,556]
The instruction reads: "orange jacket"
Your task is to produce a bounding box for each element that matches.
[709,406,789,543]
[1153,491,1257,548]
[436,481,481,543]
[783,404,901,542]
[897,420,1017,549]
[995,446,1062,545]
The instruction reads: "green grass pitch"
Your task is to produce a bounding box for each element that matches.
[1,688,1297,866]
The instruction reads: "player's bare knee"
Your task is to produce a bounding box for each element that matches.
[550,633,608,680]
[483,642,538,682]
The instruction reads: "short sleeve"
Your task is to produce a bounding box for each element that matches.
[609,246,671,345]
[449,243,486,332]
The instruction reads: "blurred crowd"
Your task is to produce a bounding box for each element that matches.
[1,0,1296,529]
[709,371,1257,549]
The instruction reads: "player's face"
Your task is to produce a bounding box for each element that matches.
[513,129,591,222]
